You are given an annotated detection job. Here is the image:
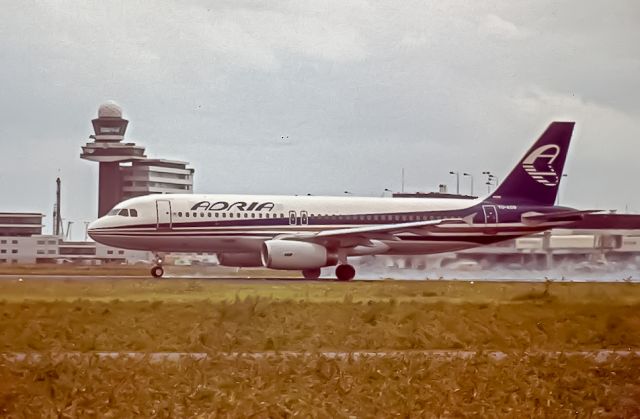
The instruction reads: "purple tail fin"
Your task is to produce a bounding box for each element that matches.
[488,121,575,206]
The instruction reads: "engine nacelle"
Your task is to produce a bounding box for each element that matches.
[217,253,263,267]
[261,240,337,270]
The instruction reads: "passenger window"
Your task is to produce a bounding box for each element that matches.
[215,213,219,218]
[185,212,190,218]
[178,212,183,217]
[251,213,255,218]
[222,213,226,218]
[244,213,248,218]
[208,212,212,218]
[259,213,263,218]
[192,212,197,217]
[118,209,129,216]
[130,209,138,217]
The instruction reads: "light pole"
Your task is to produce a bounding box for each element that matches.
[449,171,460,195]
[463,173,474,196]
[482,171,498,193]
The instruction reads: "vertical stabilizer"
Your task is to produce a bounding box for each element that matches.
[489,122,574,206]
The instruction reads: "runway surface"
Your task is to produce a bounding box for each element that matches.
[0,274,637,283]
[3,350,640,363]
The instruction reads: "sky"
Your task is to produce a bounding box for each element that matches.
[1,0,639,237]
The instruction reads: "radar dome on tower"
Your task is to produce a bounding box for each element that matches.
[98,101,123,118]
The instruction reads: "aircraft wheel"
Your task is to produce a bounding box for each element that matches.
[151,265,164,278]
[302,268,321,280]
[335,264,356,281]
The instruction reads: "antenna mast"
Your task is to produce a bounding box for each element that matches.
[53,177,63,236]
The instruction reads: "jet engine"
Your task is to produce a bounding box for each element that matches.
[261,240,338,270]
[217,252,264,267]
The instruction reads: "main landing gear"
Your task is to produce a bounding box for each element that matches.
[300,264,356,281]
[302,268,321,280]
[335,264,356,281]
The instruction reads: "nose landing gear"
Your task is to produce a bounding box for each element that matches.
[150,254,165,278]
[151,265,164,278]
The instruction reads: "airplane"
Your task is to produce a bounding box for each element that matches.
[88,121,595,280]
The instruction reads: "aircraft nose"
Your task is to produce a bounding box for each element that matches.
[87,218,106,240]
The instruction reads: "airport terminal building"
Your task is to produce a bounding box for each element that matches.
[0,212,148,264]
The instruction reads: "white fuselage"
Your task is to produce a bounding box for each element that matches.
[88,193,550,257]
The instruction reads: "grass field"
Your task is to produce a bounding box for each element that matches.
[2,353,639,417]
[2,276,640,303]
[1,277,639,416]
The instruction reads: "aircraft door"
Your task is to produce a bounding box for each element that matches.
[156,200,172,230]
[289,211,297,225]
[482,205,498,224]
[300,211,309,225]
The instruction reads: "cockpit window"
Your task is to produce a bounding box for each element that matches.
[130,209,138,217]
[108,208,120,216]
[118,209,129,217]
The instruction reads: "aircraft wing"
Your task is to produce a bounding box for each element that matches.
[521,210,601,225]
[276,215,474,245]
[313,219,446,238]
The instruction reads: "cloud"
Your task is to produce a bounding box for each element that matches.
[399,34,428,49]
[509,85,640,210]
[0,0,640,232]
[480,14,526,39]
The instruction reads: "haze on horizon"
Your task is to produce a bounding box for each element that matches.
[1,0,639,238]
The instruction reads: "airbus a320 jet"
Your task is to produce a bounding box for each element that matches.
[89,121,595,280]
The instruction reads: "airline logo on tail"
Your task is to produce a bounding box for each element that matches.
[521,144,561,187]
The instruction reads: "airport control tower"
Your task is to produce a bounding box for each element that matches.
[81,102,194,217]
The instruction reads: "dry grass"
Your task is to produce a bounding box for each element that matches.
[1,277,639,304]
[1,298,639,352]
[2,278,640,416]
[1,353,639,417]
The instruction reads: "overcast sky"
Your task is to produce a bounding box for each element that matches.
[1,0,639,237]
